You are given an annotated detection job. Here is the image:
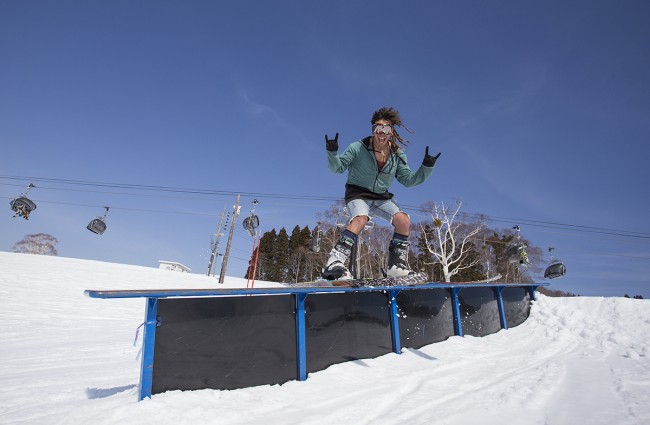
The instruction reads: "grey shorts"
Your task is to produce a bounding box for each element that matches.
[346,198,408,225]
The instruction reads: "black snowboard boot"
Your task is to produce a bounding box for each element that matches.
[321,230,355,280]
[386,239,414,277]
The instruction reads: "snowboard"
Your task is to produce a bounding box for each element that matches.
[292,272,429,288]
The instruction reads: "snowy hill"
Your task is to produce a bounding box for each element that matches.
[0,251,649,425]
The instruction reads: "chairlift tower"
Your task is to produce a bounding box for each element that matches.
[207,208,228,276]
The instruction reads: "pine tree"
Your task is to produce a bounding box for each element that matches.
[484,232,512,280]
[255,229,277,281]
[449,241,485,282]
[267,228,289,282]
[415,226,442,281]
[287,225,309,283]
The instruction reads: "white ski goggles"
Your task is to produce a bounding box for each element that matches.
[373,124,392,135]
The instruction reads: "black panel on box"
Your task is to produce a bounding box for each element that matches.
[502,287,531,328]
[305,291,392,373]
[458,287,501,337]
[397,288,455,349]
[152,295,297,394]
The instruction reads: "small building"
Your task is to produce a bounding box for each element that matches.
[158,261,191,273]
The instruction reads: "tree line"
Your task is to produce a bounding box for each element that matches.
[246,202,544,284]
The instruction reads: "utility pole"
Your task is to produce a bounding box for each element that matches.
[207,207,228,276]
[219,194,240,284]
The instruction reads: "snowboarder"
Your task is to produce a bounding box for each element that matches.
[322,107,440,280]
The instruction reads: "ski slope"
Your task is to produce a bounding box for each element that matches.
[0,251,648,425]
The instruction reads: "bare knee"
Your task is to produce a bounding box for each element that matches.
[348,215,369,234]
[392,212,410,234]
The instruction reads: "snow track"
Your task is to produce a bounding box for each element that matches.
[1,252,648,425]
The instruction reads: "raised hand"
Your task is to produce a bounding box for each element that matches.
[422,146,441,167]
[325,133,339,152]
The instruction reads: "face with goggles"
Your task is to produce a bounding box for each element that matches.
[372,120,393,148]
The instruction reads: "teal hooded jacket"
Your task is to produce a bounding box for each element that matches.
[327,136,434,202]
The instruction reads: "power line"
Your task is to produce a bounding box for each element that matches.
[0,181,243,203]
[2,174,649,241]
[0,175,339,202]
[402,204,650,240]
[0,196,220,217]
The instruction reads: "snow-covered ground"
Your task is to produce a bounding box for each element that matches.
[0,251,648,425]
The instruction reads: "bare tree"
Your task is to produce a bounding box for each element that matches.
[358,225,393,278]
[288,246,309,283]
[13,233,59,256]
[312,202,348,273]
[420,201,484,282]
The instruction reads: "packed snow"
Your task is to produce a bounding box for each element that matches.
[0,251,649,425]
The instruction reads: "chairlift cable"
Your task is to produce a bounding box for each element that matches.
[402,204,650,239]
[3,191,649,243]
[0,175,340,202]
[3,174,650,241]
[0,196,222,217]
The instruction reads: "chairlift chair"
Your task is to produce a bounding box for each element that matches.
[544,262,566,279]
[544,247,566,279]
[87,207,110,235]
[242,215,260,237]
[242,199,260,237]
[506,225,530,268]
[506,243,529,265]
[10,197,37,220]
[10,183,37,220]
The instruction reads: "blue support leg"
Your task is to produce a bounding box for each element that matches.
[139,297,158,400]
[528,285,538,301]
[496,286,508,330]
[295,293,307,381]
[451,288,463,337]
[388,290,401,354]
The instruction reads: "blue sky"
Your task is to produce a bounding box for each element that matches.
[1,0,649,297]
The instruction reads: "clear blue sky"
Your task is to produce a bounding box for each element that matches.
[1,1,649,297]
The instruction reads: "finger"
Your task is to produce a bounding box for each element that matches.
[325,134,329,143]
[425,146,430,157]
[334,133,339,142]
[434,152,441,159]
